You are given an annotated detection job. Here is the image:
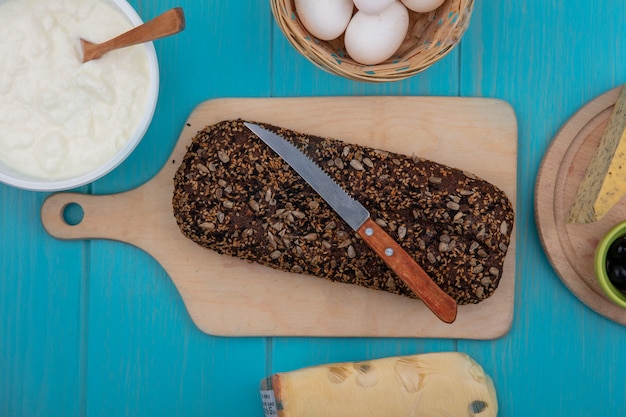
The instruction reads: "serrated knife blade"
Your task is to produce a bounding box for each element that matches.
[244,122,457,324]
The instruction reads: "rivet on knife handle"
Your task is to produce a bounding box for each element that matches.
[357,218,457,323]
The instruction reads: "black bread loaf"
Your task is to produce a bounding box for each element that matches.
[172,120,514,304]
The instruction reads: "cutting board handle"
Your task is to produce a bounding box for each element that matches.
[41,192,137,241]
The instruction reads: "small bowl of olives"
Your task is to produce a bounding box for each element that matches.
[595,221,626,308]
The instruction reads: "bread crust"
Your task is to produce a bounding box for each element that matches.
[172,120,514,304]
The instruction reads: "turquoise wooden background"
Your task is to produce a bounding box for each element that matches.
[2,0,626,416]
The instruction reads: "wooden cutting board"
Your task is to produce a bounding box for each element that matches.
[41,97,517,339]
[536,86,626,325]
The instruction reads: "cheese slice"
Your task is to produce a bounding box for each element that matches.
[568,85,626,223]
[260,352,498,417]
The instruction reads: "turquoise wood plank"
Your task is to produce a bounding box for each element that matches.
[83,247,268,417]
[0,187,84,417]
[97,0,276,194]
[268,0,462,387]
[459,0,626,415]
[7,0,626,416]
[81,1,274,416]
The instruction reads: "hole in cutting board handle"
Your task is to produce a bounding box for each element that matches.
[62,202,84,226]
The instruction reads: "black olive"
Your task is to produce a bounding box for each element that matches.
[608,235,626,261]
[607,261,626,291]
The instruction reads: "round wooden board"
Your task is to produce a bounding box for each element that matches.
[535,86,626,324]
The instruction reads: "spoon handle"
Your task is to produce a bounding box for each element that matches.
[82,7,185,62]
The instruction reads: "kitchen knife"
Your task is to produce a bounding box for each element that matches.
[244,122,457,324]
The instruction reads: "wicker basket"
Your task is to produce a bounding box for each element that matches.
[271,0,474,82]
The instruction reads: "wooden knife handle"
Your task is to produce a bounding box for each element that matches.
[357,218,458,324]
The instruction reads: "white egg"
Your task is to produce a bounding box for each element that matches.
[295,0,354,41]
[401,0,446,13]
[353,0,395,15]
[344,1,409,65]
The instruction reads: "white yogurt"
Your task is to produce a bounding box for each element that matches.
[0,0,151,180]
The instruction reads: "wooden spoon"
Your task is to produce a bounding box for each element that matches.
[80,7,185,63]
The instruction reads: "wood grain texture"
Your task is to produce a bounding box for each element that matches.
[40,96,517,339]
[78,2,273,417]
[4,0,626,416]
[536,86,626,324]
[0,190,85,417]
[458,2,626,417]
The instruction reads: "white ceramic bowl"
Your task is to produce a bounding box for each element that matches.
[0,0,159,192]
